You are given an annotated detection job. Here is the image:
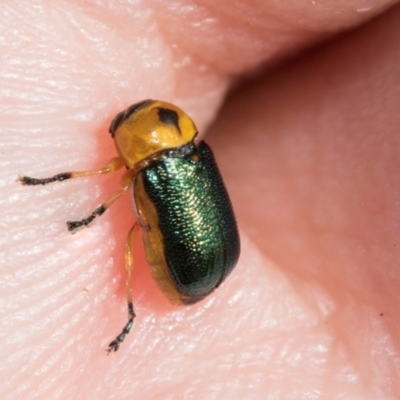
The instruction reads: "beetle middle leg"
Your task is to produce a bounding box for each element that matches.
[107,222,140,353]
[67,168,135,232]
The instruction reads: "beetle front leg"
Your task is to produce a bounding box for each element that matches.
[18,156,125,185]
[107,222,140,353]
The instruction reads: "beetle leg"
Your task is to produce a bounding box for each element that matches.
[107,222,140,353]
[66,169,135,232]
[18,156,125,186]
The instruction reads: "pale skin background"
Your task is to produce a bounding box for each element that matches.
[1,0,400,399]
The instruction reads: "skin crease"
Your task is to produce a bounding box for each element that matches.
[1,0,400,398]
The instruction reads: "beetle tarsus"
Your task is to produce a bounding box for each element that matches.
[107,302,135,353]
[67,205,106,232]
[67,216,94,232]
[18,173,72,186]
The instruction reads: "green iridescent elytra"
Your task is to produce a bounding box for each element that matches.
[135,140,240,305]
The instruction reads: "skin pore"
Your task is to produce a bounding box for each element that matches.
[2,0,400,398]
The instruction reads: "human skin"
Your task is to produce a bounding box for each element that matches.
[2,0,400,399]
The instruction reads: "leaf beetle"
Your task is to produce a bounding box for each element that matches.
[19,100,240,352]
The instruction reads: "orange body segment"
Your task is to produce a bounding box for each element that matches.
[111,100,198,168]
[134,173,184,306]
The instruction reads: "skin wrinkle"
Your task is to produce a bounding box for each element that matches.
[153,0,399,73]
[2,0,400,398]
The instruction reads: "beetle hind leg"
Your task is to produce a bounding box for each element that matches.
[107,222,140,353]
[107,302,135,352]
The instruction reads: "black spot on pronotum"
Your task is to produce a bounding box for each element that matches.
[157,107,181,134]
[109,99,154,137]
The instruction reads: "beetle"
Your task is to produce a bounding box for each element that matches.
[19,100,240,352]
